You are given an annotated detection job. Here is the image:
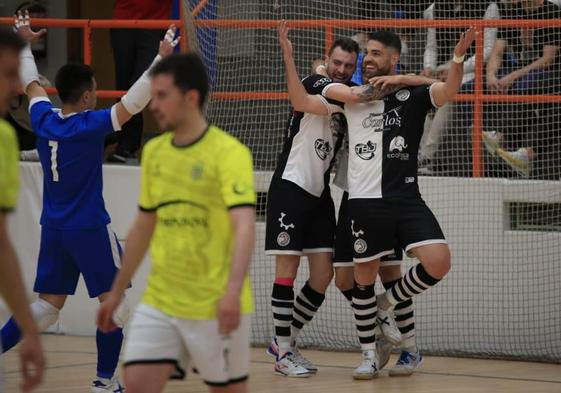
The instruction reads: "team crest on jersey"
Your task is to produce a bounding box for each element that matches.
[387,136,409,160]
[314,138,332,160]
[191,163,203,180]
[395,89,411,102]
[277,231,291,247]
[354,239,367,254]
[355,141,377,160]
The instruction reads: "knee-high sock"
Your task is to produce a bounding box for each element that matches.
[272,279,294,357]
[384,280,416,352]
[380,264,440,309]
[341,288,353,304]
[352,283,377,351]
[96,328,124,379]
[291,281,325,343]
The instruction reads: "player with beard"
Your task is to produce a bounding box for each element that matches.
[279,21,476,378]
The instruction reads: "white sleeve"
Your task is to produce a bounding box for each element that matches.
[20,44,40,90]
[423,5,438,70]
[110,105,122,131]
[120,55,162,115]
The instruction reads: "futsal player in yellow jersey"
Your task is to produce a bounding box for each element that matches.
[98,53,256,393]
[0,26,44,392]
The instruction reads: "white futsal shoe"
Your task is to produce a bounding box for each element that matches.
[497,147,534,177]
[388,350,424,376]
[376,337,394,370]
[353,349,379,380]
[91,376,124,392]
[482,130,503,156]
[267,337,318,373]
[275,352,312,377]
[377,308,401,345]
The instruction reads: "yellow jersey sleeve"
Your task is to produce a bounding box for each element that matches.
[218,143,256,209]
[138,140,157,211]
[0,120,20,212]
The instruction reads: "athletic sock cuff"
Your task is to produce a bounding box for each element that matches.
[272,282,294,300]
[353,283,375,299]
[416,264,441,286]
[300,281,325,307]
[382,279,400,290]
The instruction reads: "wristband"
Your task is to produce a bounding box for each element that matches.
[452,54,465,64]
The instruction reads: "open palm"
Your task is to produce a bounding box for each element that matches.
[14,11,47,43]
[454,27,477,57]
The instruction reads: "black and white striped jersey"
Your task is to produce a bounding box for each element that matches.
[272,74,352,197]
[324,84,437,199]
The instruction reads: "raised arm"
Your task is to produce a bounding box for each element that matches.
[113,27,179,127]
[278,21,330,115]
[430,28,477,107]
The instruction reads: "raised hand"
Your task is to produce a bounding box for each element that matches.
[278,20,293,59]
[158,25,180,58]
[454,27,477,58]
[14,10,47,43]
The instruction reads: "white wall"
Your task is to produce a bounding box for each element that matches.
[3,163,561,361]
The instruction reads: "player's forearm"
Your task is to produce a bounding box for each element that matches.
[19,45,46,99]
[111,217,154,295]
[283,53,314,112]
[226,208,255,295]
[0,235,37,335]
[434,61,463,107]
[398,74,439,87]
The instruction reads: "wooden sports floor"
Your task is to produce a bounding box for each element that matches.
[3,335,561,392]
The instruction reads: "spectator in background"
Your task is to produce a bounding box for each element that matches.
[418,1,499,175]
[109,0,173,163]
[485,0,561,178]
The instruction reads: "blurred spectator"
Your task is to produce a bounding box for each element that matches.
[485,0,561,178]
[418,1,499,175]
[108,0,173,163]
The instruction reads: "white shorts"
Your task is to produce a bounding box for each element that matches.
[123,304,251,387]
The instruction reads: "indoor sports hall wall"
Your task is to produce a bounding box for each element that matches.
[2,163,560,362]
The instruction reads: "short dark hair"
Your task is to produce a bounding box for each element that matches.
[0,26,25,54]
[149,53,209,109]
[367,30,402,54]
[328,37,360,57]
[55,64,94,104]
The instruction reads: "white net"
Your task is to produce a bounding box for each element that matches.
[187,0,561,362]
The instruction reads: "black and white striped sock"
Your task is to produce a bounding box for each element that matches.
[291,281,325,343]
[383,264,441,307]
[272,282,294,356]
[383,278,416,351]
[352,283,377,351]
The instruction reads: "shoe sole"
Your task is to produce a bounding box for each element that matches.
[497,148,530,177]
[352,372,379,380]
[388,357,424,377]
[275,370,312,378]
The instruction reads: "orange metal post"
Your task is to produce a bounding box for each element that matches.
[325,25,334,57]
[83,23,92,65]
[472,26,485,178]
[192,0,210,18]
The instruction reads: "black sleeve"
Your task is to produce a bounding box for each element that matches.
[409,85,436,113]
[301,74,334,95]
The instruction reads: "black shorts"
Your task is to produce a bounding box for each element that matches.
[334,192,403,267]
[265,179,336,255]
[347,197,446,263]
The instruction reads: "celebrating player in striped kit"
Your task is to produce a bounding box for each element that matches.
[279,20,476,377]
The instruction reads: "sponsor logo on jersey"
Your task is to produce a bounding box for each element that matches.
[278,212,295,230]
[159,216,209,228]
[351,220,364,238]
[355,141,377,160]
[314,138,332,160]
[277,231,291,247]
[395,89,411,102]
[405,177,415,184]
[362,106,402,132]
[191,163,203,180]
[354,239,368,254]
[313,77,331,88]
[387,136,410,160]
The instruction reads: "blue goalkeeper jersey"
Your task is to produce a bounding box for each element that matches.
[29,97,121,229]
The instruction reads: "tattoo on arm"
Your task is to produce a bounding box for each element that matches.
[352,84,400,102]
